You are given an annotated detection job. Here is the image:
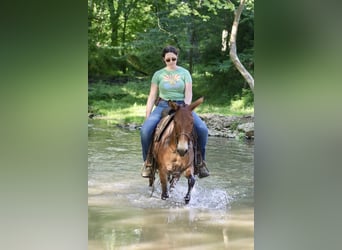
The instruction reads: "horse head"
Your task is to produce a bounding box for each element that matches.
[168,97,204,156]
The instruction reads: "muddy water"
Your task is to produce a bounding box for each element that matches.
[88,120,254,250]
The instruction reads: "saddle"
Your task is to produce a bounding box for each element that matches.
[153,108,175,142]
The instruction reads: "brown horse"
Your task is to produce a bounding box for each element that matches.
[150,97,204,204]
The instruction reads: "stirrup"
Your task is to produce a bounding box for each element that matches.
[197,161,209,178]
[141,162,152,178]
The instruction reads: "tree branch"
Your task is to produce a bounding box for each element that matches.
[229,0,254,92]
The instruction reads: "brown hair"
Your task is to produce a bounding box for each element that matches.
[161,46,178,58]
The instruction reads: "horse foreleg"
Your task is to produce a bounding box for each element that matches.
[169,174,180,192]
[159,170,169,200]
[184,175,195,204]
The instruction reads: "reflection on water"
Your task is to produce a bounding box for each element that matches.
[88,120,254,250]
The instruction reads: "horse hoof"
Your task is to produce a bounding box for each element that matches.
[184,196,190,204]
[161,194,169,200]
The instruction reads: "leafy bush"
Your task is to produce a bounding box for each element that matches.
[230,88,254,113]
[88,79,254,123]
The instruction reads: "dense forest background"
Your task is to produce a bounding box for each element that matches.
[88,0,254,111]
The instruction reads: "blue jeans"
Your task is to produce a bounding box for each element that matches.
[140,100,208,161]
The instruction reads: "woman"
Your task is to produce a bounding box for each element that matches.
[140,45,209,178]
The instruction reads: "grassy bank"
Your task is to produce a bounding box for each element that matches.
[88,78,254,124]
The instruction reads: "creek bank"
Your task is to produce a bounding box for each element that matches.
[200,114,254,139]
[114,113,254,140]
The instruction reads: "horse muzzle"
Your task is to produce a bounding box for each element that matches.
[177,141,189,156]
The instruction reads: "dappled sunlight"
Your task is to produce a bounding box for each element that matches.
[230,100,254,114]
[104,104,145,124]
[89,81,254,121]
[197,104,254,117]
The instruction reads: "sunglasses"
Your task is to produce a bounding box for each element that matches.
[165,57,177,62]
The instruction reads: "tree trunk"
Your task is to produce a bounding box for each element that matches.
[229,0,254,92]
[107,0,120,51]
[121,0,138,73]
[188,25,195,75]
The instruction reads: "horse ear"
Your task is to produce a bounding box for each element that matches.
[168,100,179,111]
[189,97,204,111]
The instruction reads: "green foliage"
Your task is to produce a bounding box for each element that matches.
[230,121,239,131]
[241,88,254,106]
[88,0,254,107]
[230,88,254,113]
[88,81,149,123]
[88,80,149,105]
[88,47,125,77]
[88,80,254,123]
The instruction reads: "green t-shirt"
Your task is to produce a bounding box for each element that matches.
[151,66,192,101]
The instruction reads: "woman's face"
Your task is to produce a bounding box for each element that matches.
[164,52,178,65]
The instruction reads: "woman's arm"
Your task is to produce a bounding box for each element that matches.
[145,83,158,119]
[184,81,193,105]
